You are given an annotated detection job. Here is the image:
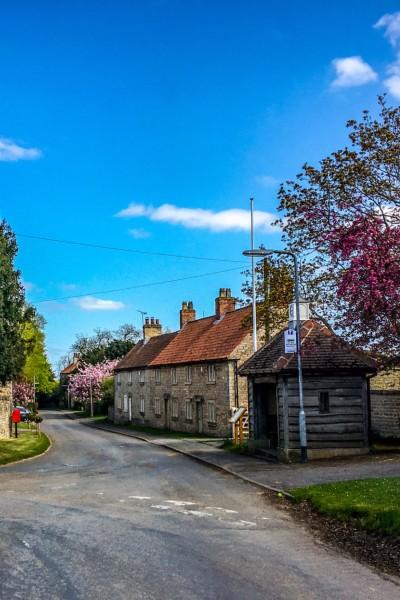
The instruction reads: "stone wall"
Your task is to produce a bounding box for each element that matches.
[0,385,11,439]
[370,369,400,391]
[370,391,400,440]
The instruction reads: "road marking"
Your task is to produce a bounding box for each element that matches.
[206,506,238,514]
[151,505,171,510]
[22,540,30,548]
[128,495,152,500]
[182,510,213,518]
[165,500,196,506]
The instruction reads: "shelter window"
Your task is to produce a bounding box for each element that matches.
[319,391,330,413]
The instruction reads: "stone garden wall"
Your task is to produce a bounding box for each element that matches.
[0,384,11,439]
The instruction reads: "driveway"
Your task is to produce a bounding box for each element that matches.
[0,411,398,600]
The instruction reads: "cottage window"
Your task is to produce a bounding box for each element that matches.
[185,399,193,420]
[154,398,161,416]
[117,373,121,386]
[319,391,330,413]
[207,401,216,423]
[117,395,122,410]
[139,370,145,384]
[123,394,128,413]
[128,371,133,385]
[155,368,161,384]
[172,398,179,418]
[171,367,177,385]
[140,397,145,414]
[207,364,216,383]
[128,395,132,418]
[185,365,192,384]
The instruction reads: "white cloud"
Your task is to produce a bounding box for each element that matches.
[375,12,400,46]
[129,228,151,239]
[384,69,400,99]
[0,138,42,162]
[73,296,125,311]
[331,56,378,88]
[117,203,279,233]
[256,175,279,188]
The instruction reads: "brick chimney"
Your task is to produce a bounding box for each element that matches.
[143,317,162,342]
[180,301,196,329]
[215,288,236,320]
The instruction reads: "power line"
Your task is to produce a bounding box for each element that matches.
[16,233,243,264]
[33,266,246,304]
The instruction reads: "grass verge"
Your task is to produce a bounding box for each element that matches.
[0,430,50,466]
[222,439,249,454]
[104,421,213,439]
[292,477,400,536]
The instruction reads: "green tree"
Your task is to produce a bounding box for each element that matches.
[0,220,32,383]
[241,256,294,343]
[70,324,140,365]
[21,314,56,394]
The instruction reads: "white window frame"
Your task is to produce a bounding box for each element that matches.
[171,367,177,385]
[128,371,133,385]
[155,368,161,384]
[185,365,192,384]
[207,401,216,423]
[154,397,161,416]
[117,394,122,410]
[117,372,121,386]
[139,370,145,384]
[185,399,193,420]
[207,363,216,383]
[123,394,128,413]
[140,397,145,414]
[171,398,179,418]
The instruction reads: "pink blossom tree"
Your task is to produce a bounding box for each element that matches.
[68,360,119,408]
[12,380,35,406]
[276,97,400,362]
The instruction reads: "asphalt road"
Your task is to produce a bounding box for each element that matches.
[0,412,398,600]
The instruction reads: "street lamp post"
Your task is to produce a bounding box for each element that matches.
[243,247,308,462]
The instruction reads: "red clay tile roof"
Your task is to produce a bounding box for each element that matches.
[239,319,376,375]
[60,362,80,375]
[115,306,252,370]
[152,306,251,366]
[115,332,178,370]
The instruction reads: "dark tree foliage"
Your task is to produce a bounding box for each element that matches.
[0,220,32,383]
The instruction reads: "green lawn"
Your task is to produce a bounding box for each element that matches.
[106,420,214,439]
[292,477,400,536]
[0,430,50,466]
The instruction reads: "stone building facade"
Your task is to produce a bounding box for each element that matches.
[114,289,260,438]
[0,384,12,439]
[369,368,400,440]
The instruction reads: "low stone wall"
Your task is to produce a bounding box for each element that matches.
[0,385,12,439]
[370,391,400,440]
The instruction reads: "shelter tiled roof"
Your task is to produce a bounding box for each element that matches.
[239,320,376,376]
[114,332,178,370]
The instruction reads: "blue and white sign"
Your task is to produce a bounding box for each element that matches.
[284,329,297,353]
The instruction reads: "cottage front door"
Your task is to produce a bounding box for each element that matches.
[195,398,203,434]
[164,395,170,430]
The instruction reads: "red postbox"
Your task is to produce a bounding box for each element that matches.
[11,408,21,437]
[12,408,21,424]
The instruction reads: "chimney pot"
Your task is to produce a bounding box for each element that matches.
[180,299,196,328]
[215,287,236,319]
[143,316,162,341]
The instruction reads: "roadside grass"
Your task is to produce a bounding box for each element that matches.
[0,430,50,466]
[292,477,400,536]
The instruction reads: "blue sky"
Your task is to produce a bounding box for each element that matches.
[1,0,400,369]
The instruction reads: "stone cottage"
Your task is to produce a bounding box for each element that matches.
[239,301,377,461]
[60,357,80,408]
[114,288,259,437]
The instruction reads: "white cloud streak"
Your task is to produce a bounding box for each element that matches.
[73,296,125,311]
[0,138,42,162]
[375,12,400,46]
[256,175,279,188]
[129,228,151,239]
[375,12,400,99]
[331,56,378,88]
[117,203,279,233]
